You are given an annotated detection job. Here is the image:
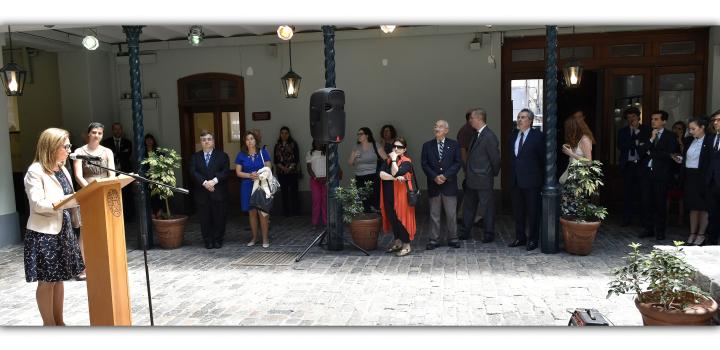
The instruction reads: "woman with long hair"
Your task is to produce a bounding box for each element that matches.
[348,127,387,212]
[273,126,300,217]
[675,117,712,245]
[235,131,273,247]
[24,128,85,325]
[560,116,596,218]
[379,124,398,155]
[379,137,417,257]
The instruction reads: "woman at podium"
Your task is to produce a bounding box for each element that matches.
[72,122,116,281]
[23,127,85,326]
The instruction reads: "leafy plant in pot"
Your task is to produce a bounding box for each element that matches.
[607,241,718,325]
[334,178,380,250]
[141,147,187,249]
[559,158,608,255]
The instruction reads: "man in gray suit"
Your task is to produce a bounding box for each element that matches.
[458,108,501,243]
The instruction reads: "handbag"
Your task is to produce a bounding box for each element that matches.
[404,161,421,207]
[567,308,612,326]
[259,146,281,195]
[249,188,274,214]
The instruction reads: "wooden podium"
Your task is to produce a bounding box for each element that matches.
[55,175,135,326]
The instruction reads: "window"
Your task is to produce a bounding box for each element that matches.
[660,41,696,55]
[511,79,544,131]
[511,48,545,62]
[609,44,644,57]
[658,73,695,125]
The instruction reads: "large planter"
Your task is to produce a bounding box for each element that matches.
[349,213,381,251]
[152,215,188,249]
[635,291,718,325]
[560,217,601,256]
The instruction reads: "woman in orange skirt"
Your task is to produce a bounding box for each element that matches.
[379,137,416,257]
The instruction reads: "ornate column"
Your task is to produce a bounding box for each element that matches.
[322,25,343,251]
[122,26,152,249]
[541,25,560,254]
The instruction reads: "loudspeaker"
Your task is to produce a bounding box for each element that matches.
[310,88,345,143]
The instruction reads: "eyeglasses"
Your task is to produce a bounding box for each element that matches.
[200,137,213,142]
[357,133,365,136]
[63,144,72,150]
[393,145,405,149]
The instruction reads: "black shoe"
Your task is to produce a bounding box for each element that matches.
[448,240,461,248]
[526,241,538,251]
[212,242,221,249]
[508,239,526,247]
[204,242,213,249]
[426,242,438,250]
[458,234,469,241]
[481,235,494,243]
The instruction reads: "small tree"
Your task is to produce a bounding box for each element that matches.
[561,158,608,222]
[607,241,711,311]
[334,178,374,223]
[141,147,181,219]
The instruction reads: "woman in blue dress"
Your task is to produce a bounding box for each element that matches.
[235,131,272,247]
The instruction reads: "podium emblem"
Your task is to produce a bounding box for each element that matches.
[107,189,122,217]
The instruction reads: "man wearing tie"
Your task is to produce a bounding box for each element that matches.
[638,110,679,240]
[101,122,133,172]
[458,108,500,243]
[190,131,230,249]
[617,107,649,227]
[421,119,462,250]
[508,109,544,251]
[705,110,720,246]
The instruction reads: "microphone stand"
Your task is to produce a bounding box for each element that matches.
[82,159,189,326]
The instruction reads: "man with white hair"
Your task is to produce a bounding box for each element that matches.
[421,119,462,249]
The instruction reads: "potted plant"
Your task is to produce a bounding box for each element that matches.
[559,158,608,255]
[141,147,187,249]
[607,241,718,325]
[335,178,381,250]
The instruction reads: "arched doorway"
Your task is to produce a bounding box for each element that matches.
[177,73,245,211]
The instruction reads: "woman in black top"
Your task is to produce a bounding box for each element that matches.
[274,126,300,216]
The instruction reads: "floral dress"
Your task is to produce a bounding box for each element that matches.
[24,170,85,282]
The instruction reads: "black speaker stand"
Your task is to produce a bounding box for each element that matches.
[295,229,369,262]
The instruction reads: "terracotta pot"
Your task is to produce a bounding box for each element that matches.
[560,217,601,256]
[152,215,188,249]
[635,291,718,325]
[349,213,381,251]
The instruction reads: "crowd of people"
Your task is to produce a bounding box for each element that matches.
[21,106,720,325]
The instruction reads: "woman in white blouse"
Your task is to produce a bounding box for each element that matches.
[675,117,713,245]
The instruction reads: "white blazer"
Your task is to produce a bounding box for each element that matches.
[24,162,74,235]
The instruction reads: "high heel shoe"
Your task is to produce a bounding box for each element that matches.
[262,241,270,248]
[693,234,706,246]
[686,233,697,246]
[247,240,257,247]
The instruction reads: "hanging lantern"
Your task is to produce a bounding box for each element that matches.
[1,26,27,96]
[281,40,301,98]
[562,57,583,88]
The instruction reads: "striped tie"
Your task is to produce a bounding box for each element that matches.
[438,140,444,160]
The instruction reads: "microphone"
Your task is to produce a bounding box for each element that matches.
[69,153,102,162]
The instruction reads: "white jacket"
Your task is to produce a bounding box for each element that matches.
[24,162,74,235]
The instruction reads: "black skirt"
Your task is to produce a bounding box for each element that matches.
[684,168,708,211]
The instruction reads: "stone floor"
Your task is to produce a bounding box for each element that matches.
[0,213,708,326]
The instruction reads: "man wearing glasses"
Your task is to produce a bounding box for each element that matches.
[421,120,461,250]
[706,110,720,245]
[190,131,230,249]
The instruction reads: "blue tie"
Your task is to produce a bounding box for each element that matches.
[205,152,211,166]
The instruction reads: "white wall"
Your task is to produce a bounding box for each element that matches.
[709,26,720,113]
[0,40,20,246]
[109,29,502,190]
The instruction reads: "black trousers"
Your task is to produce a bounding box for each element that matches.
[197,198,228,244]
[512,187,540,242]
[382,180,410,243]
[640,168,668,237]
[355,174,380,212]
[707,184,720,244]
[621,162,641,224]
[460,188,495,239]
[278,173,299,216]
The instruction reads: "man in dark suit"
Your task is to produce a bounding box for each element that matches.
[190,131,230,249]
[458,108,500,243]
[706,110,720,246]
[508,109,544,251]
[638,110,679,240]
[421,119,462,250]
[617,107,649,227]
[101,122,133,172]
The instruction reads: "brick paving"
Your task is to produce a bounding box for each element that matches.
[0,214,703,326]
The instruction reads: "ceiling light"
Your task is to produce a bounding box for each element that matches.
[281,40,301,98]
[277,25,294,40]
[82,29,99,50]
[0,26,28,96]
[188,25,204,46]
[380,25,396,34]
